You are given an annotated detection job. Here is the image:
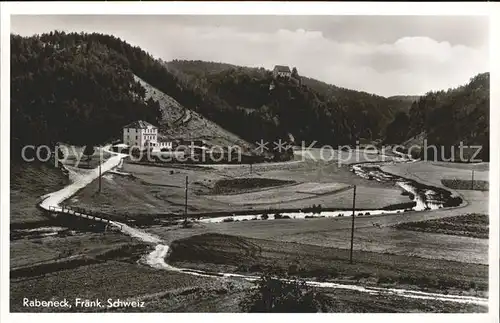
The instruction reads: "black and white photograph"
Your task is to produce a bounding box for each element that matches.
[1,1,499,319]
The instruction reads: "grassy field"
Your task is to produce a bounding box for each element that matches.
[65,158,409,217]
[126,283,486,313]
[441,179,489,191]
[381,160,489,220]
[148,201,489,265]
[10,163,69,225]
[431,162,489,172]
[11,258,485,312]
[294,148,397,165]
[206,182,353,207]
[10,231,144,268]
[10,260,227,312]
[168,233,488,295]
[381,161,489,190]
[211,178,295,195]
[395,213,488,239]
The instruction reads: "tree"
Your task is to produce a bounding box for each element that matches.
[384,111,410,144]
[83,144,95,167]
[11,32,162,161]
[239,273,331,312]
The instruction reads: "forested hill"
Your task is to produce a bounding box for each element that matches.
[11,32,162,159]
[167,60,412,144]
[11,31,430,161]
[384,73,489,160]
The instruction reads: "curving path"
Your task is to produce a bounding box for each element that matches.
[38,146,489,308]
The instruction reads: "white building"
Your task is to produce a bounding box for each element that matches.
[123,120,172,151]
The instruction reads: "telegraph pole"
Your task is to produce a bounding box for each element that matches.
[421,136,425,161]
[184,176,189,221]
[471,170,475,190]
[349,185,357,264]
[99,163,102,192]
[98,150,102,193]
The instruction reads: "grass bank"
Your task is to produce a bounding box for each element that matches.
[394,213,488,239]
[168,233,488,295]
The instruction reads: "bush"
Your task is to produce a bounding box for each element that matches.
[288,264,300,275]
[222,217,235,222]
[377,276,395,284]
[239,273,332,313]
[353,272,371,280]
[181,219,193,228]
[261,213,269,220]
[274,213,282,219]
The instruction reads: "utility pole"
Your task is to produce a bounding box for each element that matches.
[98,156,102,193]
[349,185,357,264]
[421,136,425,161]
[471,169,475,190]
[184,176,189,221]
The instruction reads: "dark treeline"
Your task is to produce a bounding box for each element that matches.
[167,60,413,146]
[14,31,484,163]
[11,31,412,160]
[11,31,162,160]
[384,73,489,161]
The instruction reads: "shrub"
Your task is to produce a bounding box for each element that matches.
[223,217,235,222]
[353,272,371,280]
[181,219,193,228]
[377,276,394,284]
[274,213,282,219]
[261,213,269,220]
[239,273,332,313]
[288,264,300,275]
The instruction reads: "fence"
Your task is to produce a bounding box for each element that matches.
[46,205,123,230]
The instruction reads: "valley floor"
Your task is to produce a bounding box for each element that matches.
[10,148,490,313]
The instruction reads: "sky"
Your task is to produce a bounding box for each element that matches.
[11,15,489,97]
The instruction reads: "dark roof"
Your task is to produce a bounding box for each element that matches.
[274,65,291,73]
[123,120,157,129]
